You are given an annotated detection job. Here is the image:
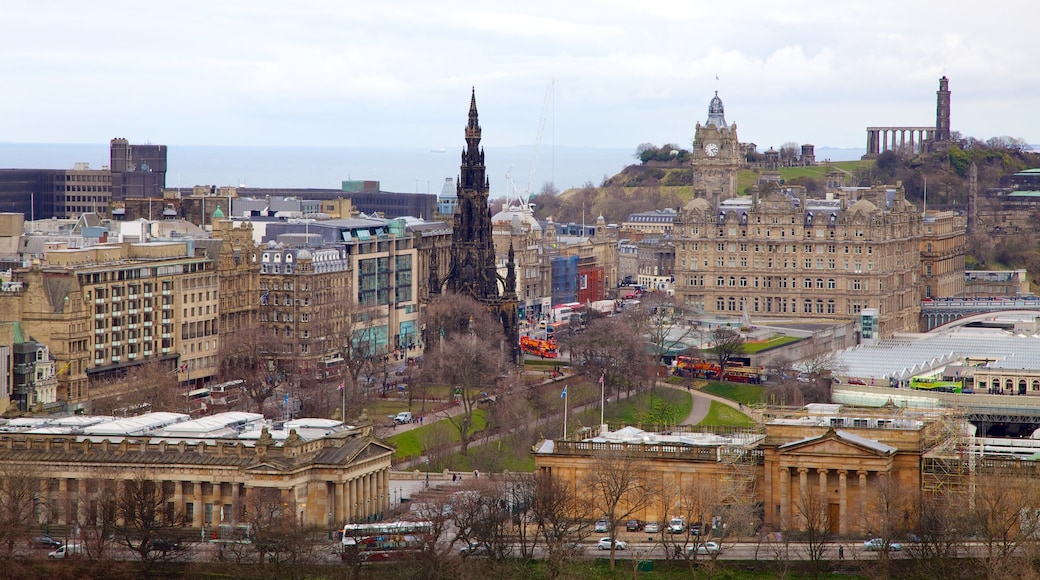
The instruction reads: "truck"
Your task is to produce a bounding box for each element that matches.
[48,542,84,559]
[389,411,413,424]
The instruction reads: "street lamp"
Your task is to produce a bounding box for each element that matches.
[425,457,430,489]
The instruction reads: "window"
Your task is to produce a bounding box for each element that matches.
[827,279,836,289]
[816,278,824,289]
[803,278,812,289]
[853,279,862,291]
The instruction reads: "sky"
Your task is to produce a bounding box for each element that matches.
[1,1,1038,153]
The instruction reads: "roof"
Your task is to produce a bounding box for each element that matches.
[778,428,896,454]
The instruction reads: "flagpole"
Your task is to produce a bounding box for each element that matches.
[563,388,568,438]
[599,373,605,427]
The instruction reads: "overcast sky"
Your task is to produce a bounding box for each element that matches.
[1,1,1037,153]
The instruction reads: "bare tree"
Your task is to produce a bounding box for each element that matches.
[91,359,183,416]
[240,487,325,574]
[972,472,1040,579]
[451,478,514,561]
[795,479,832,580]
[624,293,696,365]
[531,471,594,580]
[80,479,121,562]
[116,474,190,575]
[0,463,43,558]
[570,317,654,400]
[860,474,911,580]
[795,341,845,403]
[221,323,292,416]
[707,326,745,370]
[584,448,650,569]
[906,491,969,580]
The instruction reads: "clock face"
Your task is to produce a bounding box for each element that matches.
[704,143,720,157]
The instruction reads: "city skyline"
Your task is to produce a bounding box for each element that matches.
[1,2,1037,152]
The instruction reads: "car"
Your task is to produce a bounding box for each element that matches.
[687,541,721,555]
[644,521,661,533]
[34,536,63,549]
[148,538,182,553]
[863,538,902,552]
[668,516,686,534]
[459,541,489,556]
[849,378,867,385]
[689,521,704,536]
[388,411,413,424]
[626,519,643,532]
[48,543,83,559]
[562,541,584,554]
[594,519,609,533]
[597,537,627,550]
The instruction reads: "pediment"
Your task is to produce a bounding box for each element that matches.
[780,429,894,458]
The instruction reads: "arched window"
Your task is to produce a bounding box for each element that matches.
[827,299,835,314]
[816,278,824,289]
[716,297,725,311]
[827,279,836,289]
[728,296,737,311]
[803,278,812,289]
[728,276,736,286]
[739,276,748,287]
[815,299,824,313]
[716,276,724,286]
[803,299,812,313]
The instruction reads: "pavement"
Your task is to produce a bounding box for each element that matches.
[655,380,755,426]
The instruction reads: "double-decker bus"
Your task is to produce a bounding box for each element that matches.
[722,365,765,384]
[341,521,432,561]
[674,356,721,379]
[909,376,963,393]
[520,336,559,358]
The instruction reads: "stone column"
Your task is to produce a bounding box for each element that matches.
[818,469,828,505]
[193,481,203,528]
[348,478,357,523]
[231,482,240,524]
[858,470,868,533]
[779,467,790,530]
[797,468,809,530]
[838,470,848,535]
[59,479,69,525]
[174,481,184,519]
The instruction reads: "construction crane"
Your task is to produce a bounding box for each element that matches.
[506,80,554,212]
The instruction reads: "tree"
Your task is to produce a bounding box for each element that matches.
[569,317,654,401]
[239,487,325,575]
[780,142,801,166]
[116,474,190,575]
[584,448,650,569]
[221,323,292,416]
[451,477,515,562]
[795,340,845,403]
[860,474,911,580]
[80,480,121,562]
[531,471,594,580]
[0,463,42,558]
[971,472,1040,579]
[707,326,744,369]
[91,359,182,416]
[794,479,832,580]
[422,293,507,456]
[624,293,697,365]
[906,492,969,580]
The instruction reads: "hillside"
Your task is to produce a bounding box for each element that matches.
[530,147,1040,227]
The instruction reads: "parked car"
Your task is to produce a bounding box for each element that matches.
[562,541,584,554]
[34,536,63,549]
[687,541,721,555]
[459,541,489,556]
[48,543,84,559]
[148,538,182,553]
[594,518,610,533]
[863,538,902,551]
[668,516,686,534]
[644,521,661,533]
[597,537,627,550]
[689,521,704,536]
[626,519,643,532]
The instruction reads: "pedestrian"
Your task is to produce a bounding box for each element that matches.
[452,473,457,482]
[838,545,844,559]
[474,470,479,479]
[419,415,423,425]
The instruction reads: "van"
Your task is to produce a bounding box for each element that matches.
[48,542,84,559]
[390,411,413,424]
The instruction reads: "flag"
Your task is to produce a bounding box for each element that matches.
[599,373,605,386]
[260,290,270,305]
[561,386,567,399]
[337,382,345,391]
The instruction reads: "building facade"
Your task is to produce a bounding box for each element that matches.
[691,92,742,205]
[0,412,392,532]
[673,183,923,337]
[919,210,966,299]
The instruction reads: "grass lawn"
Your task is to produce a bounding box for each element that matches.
[606,387,693,426]
[387,409,488,460]
[702,382,766,405]
[697,401,754,428]
[742,335,801,353]
[439,435,537,472]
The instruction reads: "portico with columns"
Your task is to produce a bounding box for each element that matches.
[767,428,899,535]
[865,126,935,157]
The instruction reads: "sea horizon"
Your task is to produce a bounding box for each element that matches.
[0,142,865,200]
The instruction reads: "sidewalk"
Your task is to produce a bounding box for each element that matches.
[655,380,758,426]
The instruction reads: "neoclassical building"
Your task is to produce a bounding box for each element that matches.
[534,406,940,536]
[0,411,392,533]
[673,182,923,337]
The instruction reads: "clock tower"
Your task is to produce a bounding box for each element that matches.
[691,91,741,206]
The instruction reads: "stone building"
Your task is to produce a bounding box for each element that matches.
[691,92,742,205]
[0,411,392,533]
[534,406,941,536]
[672,183,923,338]
[0,240,219,410]
[919,210,966,299]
